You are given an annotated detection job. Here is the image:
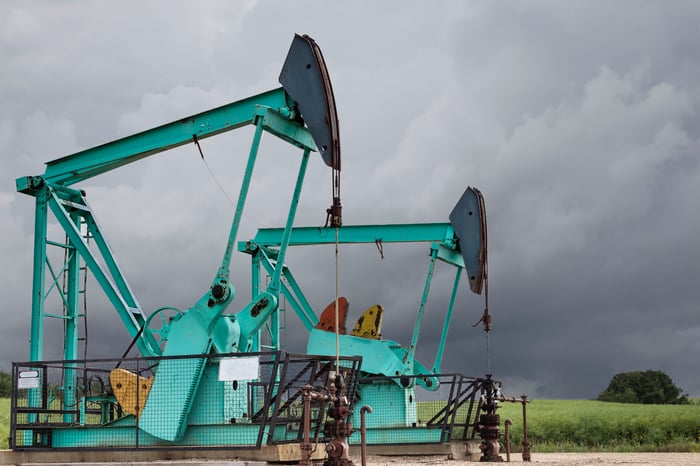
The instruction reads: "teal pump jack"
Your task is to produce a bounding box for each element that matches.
[238,188,487,392]
[15,33,490,449]
[17,34,341,442]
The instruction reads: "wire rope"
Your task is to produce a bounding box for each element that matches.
[485,260,490,374]
[334,226,340,375]
[193,135,270,228]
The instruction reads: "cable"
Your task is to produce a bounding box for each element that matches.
[484,260,491,374]
[334,226,340,375]
[193,135,271,228]
[471,249,491,374]
[469,189,491,376]
[193,134,236,207]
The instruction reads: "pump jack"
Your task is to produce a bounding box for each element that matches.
[12,34,493,454]
[16,34,349,446]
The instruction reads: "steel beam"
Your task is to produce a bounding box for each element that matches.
[240,223,457,249]
[17,88,303,190]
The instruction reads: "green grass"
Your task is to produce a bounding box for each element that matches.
[416,398,700,452]
[0,398,8,450]
[492,399,700,452]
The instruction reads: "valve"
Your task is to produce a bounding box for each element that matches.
[478,374,504,462]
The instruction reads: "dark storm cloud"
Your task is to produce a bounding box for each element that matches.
[1,1,699,399]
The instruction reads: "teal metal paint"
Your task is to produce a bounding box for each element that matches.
[253,251,282,351]
[44,187,158,357]
[16,93,318,196]
[29,187,48,363]
[84,215,143,311]
[139,356,206,442]
[232,294,277,351]
[267,149,311,294]
[256,256,316,333]
[403,245,439,378]
[432,267,462,374]
[18,89,323,367]
[436,242,466,268]
[241,242,318,331]
[49,422,278,448]
[83,215,146,313]
[17,92,322,365]
[248,221,473,389]
[14,35,359,449]
[251,252,261,352]
[182,364,227,424]
[269,298,280,350]
[279,265,318,329]
[235,149,311,348]
[243,222,457,247]
[350,382,416,428]
[27,186,48,430]
[138,114,310,441]
[13,40,481,451]
[42,257,67,310]
[306,329,435,389]
[216,116,266,291]
[138,263,237,439]
[257,107,316,151]
[62,210,80,423]
[18,88,292,190]
[186,359,249,424]
[43,358,327,447]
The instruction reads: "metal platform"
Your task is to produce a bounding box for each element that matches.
[0,442,480,465]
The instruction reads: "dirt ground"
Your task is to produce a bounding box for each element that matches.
[365,453,700,465]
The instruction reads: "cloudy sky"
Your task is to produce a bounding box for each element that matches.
[2,1,699,400]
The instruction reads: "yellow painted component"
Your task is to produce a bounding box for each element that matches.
[109,368,153,419]
[351,304,384,339]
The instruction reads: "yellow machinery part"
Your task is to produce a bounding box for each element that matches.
[351,304,383,339]
[109,368,154,419]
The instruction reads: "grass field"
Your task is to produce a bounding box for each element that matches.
[1,398,699,452]
[0,398,8,450]
[494,399,700,452]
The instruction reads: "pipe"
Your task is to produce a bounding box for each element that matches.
[299,385,313,466]
[504,419,512,462]
[360,405,373,466]
[521,395,531,462]
[495,394,531,462]
[299,384,331,466]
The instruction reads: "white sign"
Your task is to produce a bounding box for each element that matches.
[17,371,40,389]
[218,356,259,381]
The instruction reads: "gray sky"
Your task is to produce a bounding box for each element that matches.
[2,1,699,399]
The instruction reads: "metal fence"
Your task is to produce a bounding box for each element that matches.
[350,373,491,445]
[10,353,493,451]
[10,351,361,451]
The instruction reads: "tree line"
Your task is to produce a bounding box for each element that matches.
[0,370,9,397]
[597,370,689,404]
